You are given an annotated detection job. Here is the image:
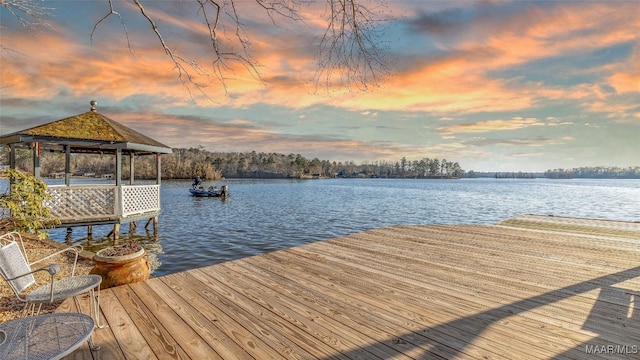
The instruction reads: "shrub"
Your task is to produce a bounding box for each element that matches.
[0,169,60,238]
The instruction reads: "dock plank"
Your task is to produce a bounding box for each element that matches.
[99,288,159,360]
[221,260,438,359]
[184,268,350,359]
[299,229,638,345]
[132,278,225,360]
[161,271,285,359]
[284,242,609,359]
[233,254,492,360]
[317,229,638,323]
[110,285,186,359]
[56,218,640,360]
[207,262,414,360]
[260,246,548,359]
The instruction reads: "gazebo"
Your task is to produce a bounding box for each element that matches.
[0,101,172,239]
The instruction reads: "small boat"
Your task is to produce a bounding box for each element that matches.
[189,185,229,198]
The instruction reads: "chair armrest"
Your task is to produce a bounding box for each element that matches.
[4,264,59,281]
[7,264,60,303]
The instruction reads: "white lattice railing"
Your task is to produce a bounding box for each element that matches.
[47,185,116,220]
[121,185,160,217]
[46,184,160,222]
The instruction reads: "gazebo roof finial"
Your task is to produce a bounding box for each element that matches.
[90,100,97,112]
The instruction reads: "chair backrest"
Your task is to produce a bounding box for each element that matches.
[0,240,35,295]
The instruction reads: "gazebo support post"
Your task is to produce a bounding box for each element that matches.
[153,153,161,236]
[65,228,73,244]
[8,144,15,193]
[115,149,122,187]
[114,149,122,241]
[110,223,120,241]
[129,153,135,185]
[156,153,161,185]
[9,144,16,169]
[64,145,71,186]
[32,142,41,179]
[144,217,159,234]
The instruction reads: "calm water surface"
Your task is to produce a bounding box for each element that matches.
[29,178,640,275]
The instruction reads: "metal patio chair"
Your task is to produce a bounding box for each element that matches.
[0,232,104,331]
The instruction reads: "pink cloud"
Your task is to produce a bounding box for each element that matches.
[438,117,545,135]
[2,1,638,118]
[342,2,640,115]
[609,72,640,94]
[607,45,640,94]
[102,109,411,161]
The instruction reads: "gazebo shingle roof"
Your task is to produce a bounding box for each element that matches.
[1,110,172,154]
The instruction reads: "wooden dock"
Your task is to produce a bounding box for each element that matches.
[61,215,640,359]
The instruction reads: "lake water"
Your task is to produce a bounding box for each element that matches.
[12,178,640,276]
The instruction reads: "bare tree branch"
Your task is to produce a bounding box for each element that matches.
[314,0,392,91]
[255,0,302,24]
[0,0,53,29]
[132,0,212,99]
[0,0,55,69]
[2,0,393,95]
[124,0,390,93]
[91,0,133,52]
[198,0,265,93]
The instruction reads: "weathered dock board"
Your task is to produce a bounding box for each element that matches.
[61,217,640,359]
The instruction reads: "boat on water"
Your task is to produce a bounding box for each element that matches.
[189,185,229,198]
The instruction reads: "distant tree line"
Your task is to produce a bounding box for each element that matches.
[182,149,464,179]
[2,146,464,180]
[493,172,536,179]
[545,166,640,179]
[341,156,464,179]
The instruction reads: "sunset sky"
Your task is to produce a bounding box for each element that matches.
[1,0,639,172]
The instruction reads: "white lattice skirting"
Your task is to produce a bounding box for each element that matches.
[121,185,160,217]
[46,184,161,222]
[46,185,116,220]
